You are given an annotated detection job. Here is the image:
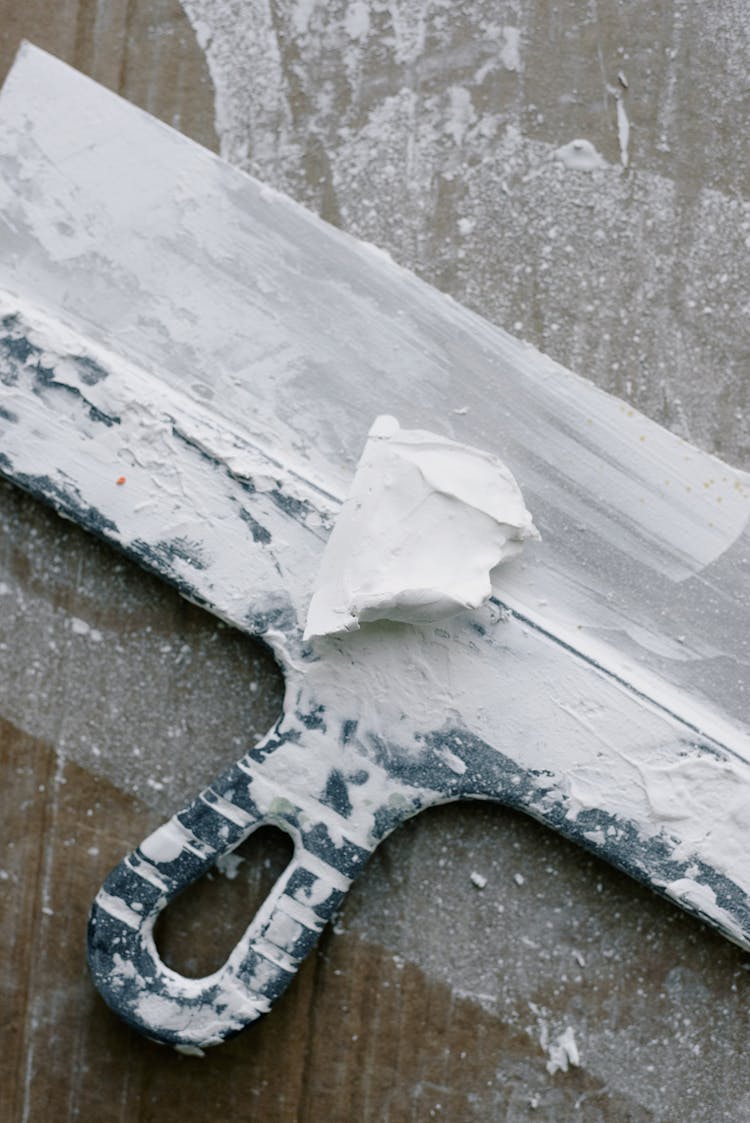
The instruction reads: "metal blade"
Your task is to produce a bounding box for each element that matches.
[0,46,746,735]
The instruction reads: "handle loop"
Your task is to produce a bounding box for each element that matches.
[87,761,372,1048]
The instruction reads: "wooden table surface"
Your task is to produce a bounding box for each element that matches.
[1,4,749,1121]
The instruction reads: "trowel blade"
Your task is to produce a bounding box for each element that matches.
[1,42,749,980]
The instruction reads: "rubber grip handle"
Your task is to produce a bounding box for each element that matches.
[87,759,372,1049]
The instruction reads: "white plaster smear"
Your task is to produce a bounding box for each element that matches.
[665,879,748,947]
[616,97,631,168]
[304,415,538,639]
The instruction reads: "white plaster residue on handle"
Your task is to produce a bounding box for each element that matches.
[304,416,538,639]
[665,879,749,948]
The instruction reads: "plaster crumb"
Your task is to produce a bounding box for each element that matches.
[545,1026,580,1074]
[514,871,525,886]
[215,852,245,879]
[470,871,488,889]
[553,138,608,172]
[69,616,103,642]
[436,746,467,775]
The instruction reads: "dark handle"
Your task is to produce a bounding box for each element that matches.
[87,757,373,1049]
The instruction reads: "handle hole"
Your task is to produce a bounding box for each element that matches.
[153,826,294,978]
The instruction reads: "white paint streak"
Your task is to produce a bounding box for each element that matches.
[95,890,145,930]
[140,818,205,864]
[617,97,630,168]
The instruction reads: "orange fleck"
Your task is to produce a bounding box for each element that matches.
[116,476,126,486]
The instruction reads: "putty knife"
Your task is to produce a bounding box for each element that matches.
[1,45,749,1049]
